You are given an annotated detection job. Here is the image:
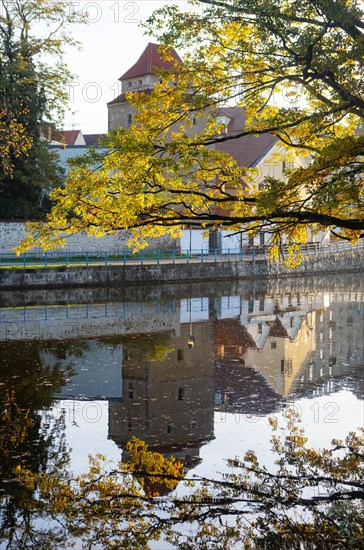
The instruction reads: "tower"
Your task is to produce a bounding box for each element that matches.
[107,43,182,131]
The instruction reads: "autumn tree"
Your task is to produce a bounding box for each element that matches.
[0,0,84,219]
[18,0,364,253]
[7,417,364,548]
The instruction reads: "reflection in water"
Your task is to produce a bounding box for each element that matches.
[109,322,216,470]
[0,341,75,547]
[0,276,363,544]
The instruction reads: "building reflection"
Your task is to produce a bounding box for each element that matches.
[108,315,215,471]
[296,297,364,398]
[213,288,364,401]
[214,318,282,414]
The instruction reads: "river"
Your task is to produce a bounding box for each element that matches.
[0,273,363,547]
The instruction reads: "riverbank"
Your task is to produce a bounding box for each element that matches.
[0,245,363,289]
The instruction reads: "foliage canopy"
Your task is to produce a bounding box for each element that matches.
[0,0,83,219]
[18,0,364,251]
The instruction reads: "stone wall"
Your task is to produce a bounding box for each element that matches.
[0,222,177,254]
[267,248,364,277]
[0,246,363,289]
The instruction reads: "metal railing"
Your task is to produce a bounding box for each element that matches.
[0,240,363,269]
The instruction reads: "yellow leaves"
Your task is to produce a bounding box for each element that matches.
[269,416,279,430]
[126,436,184,494]
[0,390,34,454]
[288,434,308,446]
[0,108,32,177]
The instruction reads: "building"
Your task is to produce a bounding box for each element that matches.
[108,42,183,130]
[107,43,327,253]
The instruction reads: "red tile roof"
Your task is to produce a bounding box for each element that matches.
[120,42,182,81]
[61,130,82,145]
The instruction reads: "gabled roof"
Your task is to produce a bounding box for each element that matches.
[61,130,85,146]
[119,42,182,81]
[216,107,277,167]
[83,133,105,146]
[269,317,289,338]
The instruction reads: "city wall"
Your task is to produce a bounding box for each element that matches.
[0,222,177,254]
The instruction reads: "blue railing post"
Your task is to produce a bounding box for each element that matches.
[86,252,89,267]
[66,251,69,267]
[23,253,26,269]
[173,250,176,265]
[45,251,48,268]
[186,250,189,264]
[201,248,204,263]
[228,248,230,262]
[141,250,144,265]
[123,250,126,266]
[105,252,108,266]
[157,250,160,265]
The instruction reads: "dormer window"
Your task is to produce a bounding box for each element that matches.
[216,116,230,128]
[192,116,197,126]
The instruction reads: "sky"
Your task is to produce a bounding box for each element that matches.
[61,1,192,134]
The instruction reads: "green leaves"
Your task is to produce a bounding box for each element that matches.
[0,1,84,218]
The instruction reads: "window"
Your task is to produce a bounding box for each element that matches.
[128,382,134,399]
[192,116,197,126]
[177,349,184,361]
[283,160,294,173]
[127,81,132,88]
[178,387,186,400]
[259,232,265,246]
[259,297,264,311]
[258,323,262,334]
[280,359,285,373]
[127,113,132,126]
[138,79,142,85]
[271,341,277,349]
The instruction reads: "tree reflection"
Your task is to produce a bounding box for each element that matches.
[0,340,84,548]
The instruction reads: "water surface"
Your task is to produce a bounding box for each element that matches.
[0,275,363,547]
